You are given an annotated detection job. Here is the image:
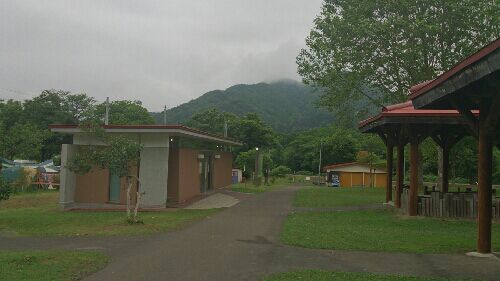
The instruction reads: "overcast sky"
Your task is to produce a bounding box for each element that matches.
[0,0,322,111]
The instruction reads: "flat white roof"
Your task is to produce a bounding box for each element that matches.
[49,124,243,146]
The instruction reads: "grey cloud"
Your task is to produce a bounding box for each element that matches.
[0,0,322,110]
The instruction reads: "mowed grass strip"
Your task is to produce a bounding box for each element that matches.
[281,209,500,253]
[294,187,385,207]
[231,178,291,194]
[0,250,108,281]
[0,191,220,236]
[263,270,476,281]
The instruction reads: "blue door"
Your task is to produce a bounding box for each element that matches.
[109,173,121,203]
[232,171,239,184]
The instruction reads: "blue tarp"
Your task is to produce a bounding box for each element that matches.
[1,166,23,183]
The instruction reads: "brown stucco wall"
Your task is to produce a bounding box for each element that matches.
[177,148,201,203]
[167,147,180,203]
[213,151,233,189]
[74,165,138,205]
[75,168,109,203]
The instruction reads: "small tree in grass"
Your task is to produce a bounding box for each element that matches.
[270,165,292,178]
[68,124,144,223]
[0,174,11,203]
[356,151,381,188]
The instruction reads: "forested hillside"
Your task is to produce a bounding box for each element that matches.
[151,80,336,132]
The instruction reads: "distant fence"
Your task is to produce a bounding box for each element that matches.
[401,188,500,220]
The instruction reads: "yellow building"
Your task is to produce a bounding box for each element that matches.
[324,162,387,188]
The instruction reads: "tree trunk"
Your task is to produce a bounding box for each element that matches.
[126,176,133,219]
[134,190,142,221]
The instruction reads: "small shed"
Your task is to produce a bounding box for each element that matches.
[324,162,387,188]
[231,169,243,184]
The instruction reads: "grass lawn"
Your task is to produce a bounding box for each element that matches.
[231,178,291,194]
[0,250,108,281]
[0,191,220,236]
[294,187,385,208]
[281,209,500,253]
[263,270,475,281]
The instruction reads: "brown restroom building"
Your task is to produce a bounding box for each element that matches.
[50,124,242,209]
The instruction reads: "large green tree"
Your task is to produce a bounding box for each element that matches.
[186,108,239,136]
[185,109,276,151]
[0,123,48,161]
[297,0,499,116]
[90,100,155,125]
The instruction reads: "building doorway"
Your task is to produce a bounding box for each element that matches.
[109,172,121,203]
[199,155,213,193]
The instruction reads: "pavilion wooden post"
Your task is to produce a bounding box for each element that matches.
[386,141,394,203]
[432,132,462,193]
[408,135,420,216]
[441,145,450,193]
[476,97,499,254]
[378,129,394,204]
[395,129,406,208]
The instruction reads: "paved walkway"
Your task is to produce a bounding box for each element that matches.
[1,186,499,281]
[292,203,385,213]
[185,193,240,209]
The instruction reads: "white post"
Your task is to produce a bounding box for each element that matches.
[318,141,322,185]
[163,105,167,125]
[105,97,110,125]
[224,119,228,137]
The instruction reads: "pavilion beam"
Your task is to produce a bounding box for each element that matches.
[454,102,479,139]
[431,132,463,193]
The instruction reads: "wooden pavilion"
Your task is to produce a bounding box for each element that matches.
[358,101,478,211]
[409,39,499,254]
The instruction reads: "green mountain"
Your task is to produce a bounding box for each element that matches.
[151,80,336,132]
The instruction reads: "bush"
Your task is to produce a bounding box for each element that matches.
[253,177,262,186]
[0,175,11,201]
[423,174,437,183]
[295,170,313,176]
[270,165,292,178]
[52,155,62,166]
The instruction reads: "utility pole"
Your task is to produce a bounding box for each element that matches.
[318,141,323,185]
[163,105,167,125]
[105,97,110,125]
[224,119,228,138]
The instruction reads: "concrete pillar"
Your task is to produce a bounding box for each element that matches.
[59,144,77,209]
[139,147,169,208]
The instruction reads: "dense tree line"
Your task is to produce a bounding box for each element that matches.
[186,108,500,184]
[0,90,154,161]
